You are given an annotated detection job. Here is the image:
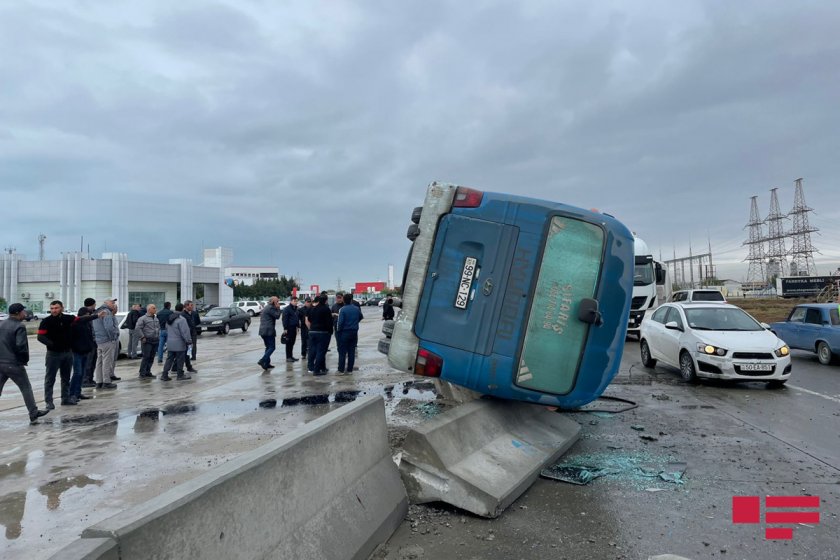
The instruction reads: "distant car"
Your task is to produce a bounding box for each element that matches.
[234,301,263,316]
[278,301,290,310]
[21,308,37,321]
[769,303,840,365]
[365,298,382,306]
[640,302,791,387]
[0,313,7,321]
[115,312,130,358]
[198,306,251,335]
[670,289,726,303]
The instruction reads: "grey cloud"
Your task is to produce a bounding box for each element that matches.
[1,0,839,285]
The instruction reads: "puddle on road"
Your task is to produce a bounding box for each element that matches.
[0,380,440,549]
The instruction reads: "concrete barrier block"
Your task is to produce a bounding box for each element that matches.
[399,398,580,518]
[83,395,407,560]
[47,537,118,560]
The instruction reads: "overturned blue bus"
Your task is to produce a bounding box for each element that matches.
[381,182,634,408]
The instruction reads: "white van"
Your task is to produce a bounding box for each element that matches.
[235,301,263,316]
[670,289,726,303]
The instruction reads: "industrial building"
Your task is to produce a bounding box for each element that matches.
[0,247,233,312]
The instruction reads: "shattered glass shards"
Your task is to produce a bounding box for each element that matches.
[540,451,688,489]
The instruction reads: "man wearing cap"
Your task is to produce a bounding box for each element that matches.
[92,297,120,389]
[37,300,78,408]
[0,303,49,423]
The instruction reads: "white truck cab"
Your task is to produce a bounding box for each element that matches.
[628,236,668,337]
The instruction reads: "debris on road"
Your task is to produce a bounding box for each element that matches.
[540,451,688,489]
[631,425,646,431]
[539,464,611,485]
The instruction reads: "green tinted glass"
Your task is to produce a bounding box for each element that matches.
[515,216,604,394]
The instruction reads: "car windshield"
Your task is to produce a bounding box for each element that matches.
[633,263,654,286]
[206,308,227,317]
[684,307,763,331]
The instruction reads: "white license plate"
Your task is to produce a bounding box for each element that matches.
[738,363,774,371]
[454,257,477,309]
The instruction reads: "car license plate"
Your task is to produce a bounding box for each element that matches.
[739,363,773,372]
[454,257,477,309]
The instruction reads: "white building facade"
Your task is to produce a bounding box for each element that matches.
[0,248,234,312]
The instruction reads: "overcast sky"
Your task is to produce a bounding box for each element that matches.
[2,0,839,288]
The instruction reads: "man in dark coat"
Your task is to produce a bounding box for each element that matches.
[297,298,312,359]
[306,295,333,375]
[0,303,49,423]
[37,300,77,407]
[258,297,282,370]
[281,297,300,362]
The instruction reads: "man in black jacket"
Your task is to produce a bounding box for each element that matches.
[281,297,300,362]
[297,298,312,359]
[181,301,198,373]
[125,304,143,359]
[70,307,104,401]
[306,295,333,375]
[0,303,49,424]
[81,298,98,387]
[37,300,77,408]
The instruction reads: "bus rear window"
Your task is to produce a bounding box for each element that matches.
[515,216,604,395]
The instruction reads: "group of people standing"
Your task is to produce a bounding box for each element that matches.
[0,297,122,424]
[129,301,200,381]
[257,292,363,375]
[0,296,205,424]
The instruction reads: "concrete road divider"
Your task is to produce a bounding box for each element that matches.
[63,395,406,560]
[49,537,119,560]
[399,398,580,518]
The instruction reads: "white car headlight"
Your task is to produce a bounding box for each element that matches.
[697,343,727,356]
[774,345,790,357]
[211,320,222,325]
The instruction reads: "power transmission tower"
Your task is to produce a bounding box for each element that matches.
[787,178,818,276]
[38,233,47,261]
[764,188,788,279]
[743,196,767,285]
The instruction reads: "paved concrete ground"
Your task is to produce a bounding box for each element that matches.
[377,346,840,560]
[0,316,435,559]
[1,319,838,560]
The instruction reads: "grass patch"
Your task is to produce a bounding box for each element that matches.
[728,297,813,324]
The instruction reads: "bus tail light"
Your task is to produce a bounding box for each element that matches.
[453,187,484,208]
[414,348,443,377]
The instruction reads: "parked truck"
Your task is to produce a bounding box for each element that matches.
[627,236,669,338]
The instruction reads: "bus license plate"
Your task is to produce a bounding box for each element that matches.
[454,257,477,309]
[739,363,773,371]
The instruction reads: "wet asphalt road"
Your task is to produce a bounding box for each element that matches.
[1,321,838,560]
[0,315,433,560]
[378,341,840,560]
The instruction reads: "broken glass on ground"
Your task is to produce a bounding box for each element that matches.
[540,452,687,488]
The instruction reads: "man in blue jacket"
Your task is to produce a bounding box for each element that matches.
[336,293,363,374]
[160,303,192,381]
[281,297,300,363]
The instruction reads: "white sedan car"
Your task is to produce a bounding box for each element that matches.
[639,303,791,387]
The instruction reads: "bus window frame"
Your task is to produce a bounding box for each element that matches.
[512,211,609,396]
